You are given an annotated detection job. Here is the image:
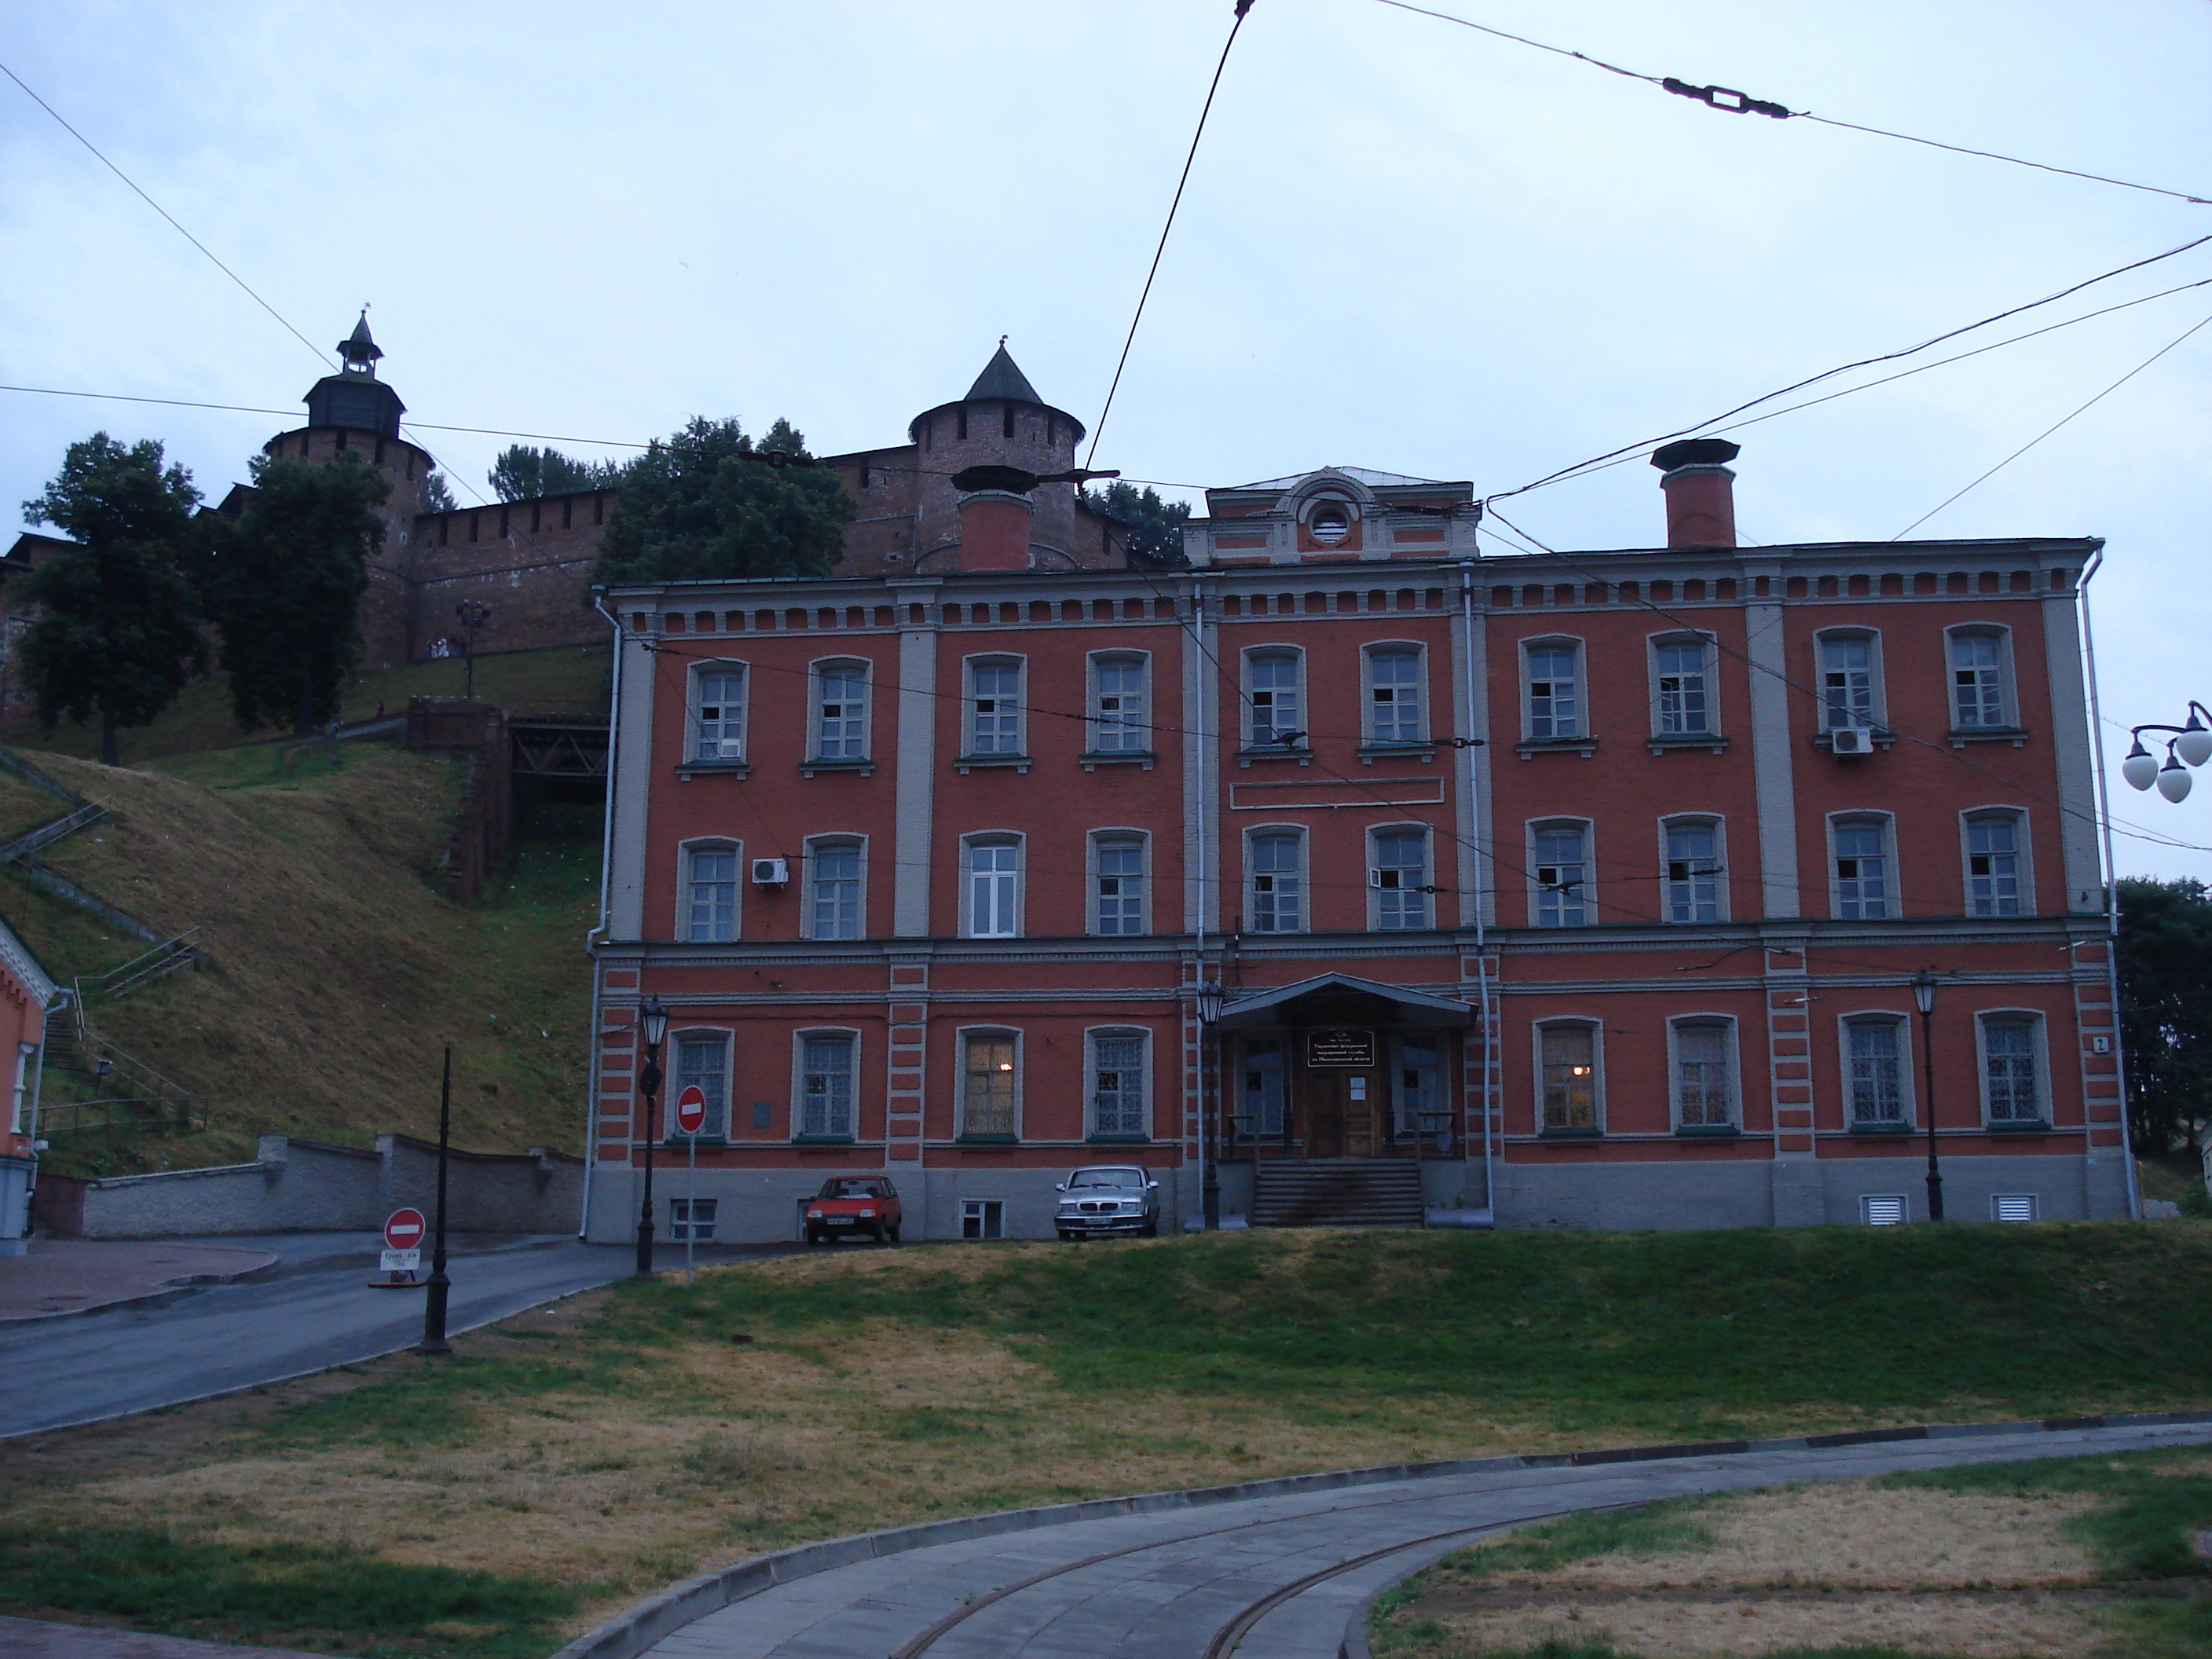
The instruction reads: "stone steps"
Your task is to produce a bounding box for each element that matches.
[1251,1159,1425,1229]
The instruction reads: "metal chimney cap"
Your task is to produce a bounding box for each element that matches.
[1652,438,1741,471]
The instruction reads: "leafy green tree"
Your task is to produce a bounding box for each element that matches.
[591,416,851,585]
[1082,481,1192,567]
[489,444,620,501]
[17,432,207,765]
[198,453,391,736]
[2116,876,2212,1157]
[420,471,459,513]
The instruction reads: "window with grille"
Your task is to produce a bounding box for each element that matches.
[1249,833,1303,932]
[1533,824,1588,927]
[1847,1020,1906,1128]
[673,1035,729,1138]
[694,668,745,760]
[1833,819,1891,919]
[969,661,1022,755]
[966,840,1020,937]
[1372,829,1430,930]
[686,845,738,942]
[809,842,861,940]
[1664,822,1721,922]
[1654,639,1712,734]
[1991,1192,2039,1222]
[1983,1016,2043,1123]
[1090,1031,1146,1138]
[1093,837,1145,936]
[668,1199,718,1241]
[1368,648,1423,743]
[1950,632,2007,729]
[1540,1024,1599,1132]
[1819,635,1877,731]
[1673,1022,1733,1128]
[1090,657,1148,753]
[1861,1194,1908,1225]
[1525,644,1580,738]
[815,663,867,759]
[1241,1039,1287,1139]
[1967,815,2023,916]
[797,1034,855,1139]
[1247,653,1302,747]
[962,1034,1017,1137]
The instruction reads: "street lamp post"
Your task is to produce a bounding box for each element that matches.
[416,1046,454,1354]
[1196,980,1225,1229]
[2120,701,2212,802]
[634,994,668,1277]
[454,600,491,703]
[1912,970,1943,1222]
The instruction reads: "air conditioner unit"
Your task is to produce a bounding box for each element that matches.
[1830,727,1872,756]
[751,858,789,886]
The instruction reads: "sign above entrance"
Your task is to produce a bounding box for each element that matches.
[1306,1028,1375,1068]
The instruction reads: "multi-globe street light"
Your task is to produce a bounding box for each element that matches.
[2120,701,2212,802]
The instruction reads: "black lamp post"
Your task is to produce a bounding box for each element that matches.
[1912,970,1943,1222]
[455,600,490,703]
[633,994,668,1276]
[416,1046,454,1354]
[1196,981,1225,1229]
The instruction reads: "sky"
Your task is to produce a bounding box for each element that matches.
[2,0,2210,877]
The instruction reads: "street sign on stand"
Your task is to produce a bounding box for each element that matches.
[673,1085,708,1285]
[384,1209,427,1251]
[372,1207,429,1289]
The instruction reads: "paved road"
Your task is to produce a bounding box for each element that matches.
[0,1233,794,1438]
[634,1419,2212,1659]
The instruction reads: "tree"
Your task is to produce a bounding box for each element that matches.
[18,432,207,765]
[489,444,620,501]
[420,471,459,513]
[591,416,851,586]
[1082,481,1192,567]
[198,453,391,736]
[2116,877,2212,1157]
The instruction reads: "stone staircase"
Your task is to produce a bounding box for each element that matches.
[1251,1159,1425,1229]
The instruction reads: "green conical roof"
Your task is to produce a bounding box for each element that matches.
[965,343,1041,405]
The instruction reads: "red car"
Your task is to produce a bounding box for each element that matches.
[804,1176,902,1244]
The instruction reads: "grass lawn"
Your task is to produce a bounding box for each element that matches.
[4,1224,2211,1657]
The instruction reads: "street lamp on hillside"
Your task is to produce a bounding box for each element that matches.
[634,995,668,1277]
[1913,971,1944,1222]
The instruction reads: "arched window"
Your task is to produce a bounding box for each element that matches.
[1522,639,1583,739]
[1536,1021,1601,1133]
[1816,630,1884,731]
[1979,1013,2046,1126]
[1087,1028,1150,1140]
[1661,818,1723,923]
[963,835,1022,938]
[679,840,740,942]
[690,661,748,761]
[1964,810,2029,916]
[1669,1018,1736,1130]
[1370,826,1431,930]
[1842,1015,1911,1130]
[1089,653,1149,753]
[960,1029,1020,1139]
[811,659,870,760]
[1650,634,1716,736]
[804,836,864,940]
[1530,821,1591,927]
[1091,832,1148,936]
[1830,815,1894,919]
[793,1029,859,1141]
[965,657,1024,756]
[1365,645,1425,744]
[1247,829,1305,933]
[1947,626,2015,730]
[670,1028,731,1139]
[1244,650,1305,749]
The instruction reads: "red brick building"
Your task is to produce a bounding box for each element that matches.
[581,438,2133,1242]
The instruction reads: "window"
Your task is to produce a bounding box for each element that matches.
[1367,647,1424,744]
[672,1032,729,1137]
[1833,817,1892,920]
[1539,1023,1599,1133]
[1965,813,2026,916]
[668,1198,718,1241]
[1248,831,1304,933]
[693,665,746,760]
[813,661,869,759]
[1090,1030,1148,1138]
[1247,651,1304,748]
[967,658,1023,756]
[961,1032,1017,1137]
[1983,1015,2044,1125]
[1309,499,1352,544]
[8,1042,31,1136]
[960,1199,1005,1240]
[1371,827,1430,929]
[1395,1037,1443,1138]
[1663,820,1722,922]
[683,843,738,942]
[807,839,862,940]
[1949,630,2010,729]
[1845,1018,1907,1129]
[1525,642,1581,738]
[1862,1194,1909,1226]
[797,1032,855,1139]
[1090,656,1148,753]
[965,838,1020,937]
[1672,1020,1734,1129]
[1532,822,1589,927]
[1991,1193,2040,1222]
[1093,835,1146,936]
[1654,638,1713,734]
[1818,634,1879,731]
[1240,1039,1286,1137]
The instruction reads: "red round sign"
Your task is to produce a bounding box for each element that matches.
[383,1208,427,1251]
[673,1084,709,1136]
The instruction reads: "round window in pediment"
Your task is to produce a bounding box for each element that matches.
[1308,500,1352,545]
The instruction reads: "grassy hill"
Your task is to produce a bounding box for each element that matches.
[1,742,598,1175]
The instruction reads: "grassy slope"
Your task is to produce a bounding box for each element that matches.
[1,744,598,1174]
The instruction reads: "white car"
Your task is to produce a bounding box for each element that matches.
[1054,1165,1161,1240]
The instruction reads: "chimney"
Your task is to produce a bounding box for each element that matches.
[1651,438,1740,548]
[955,490,1034,572]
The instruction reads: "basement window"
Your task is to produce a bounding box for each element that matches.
[961,1199,1005,1240]
[1860,1194,1908,1226]
[668,1199,717,1241]
[1991,1193,2039,1222]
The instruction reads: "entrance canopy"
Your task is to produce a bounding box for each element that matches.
[1214,972,1472,1030]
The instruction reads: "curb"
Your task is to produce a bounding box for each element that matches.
[0,1252,279,1325]
[548,1406,2212,1659]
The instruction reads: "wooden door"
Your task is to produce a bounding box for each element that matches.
[1308,1071,1343,1158]
[1341,1070,1379,1158]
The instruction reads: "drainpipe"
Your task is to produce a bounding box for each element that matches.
[2076,548,2141,1219]
[1460,562,1495,1221]
[578,592,626,1240]
[1192,574,1217,1231]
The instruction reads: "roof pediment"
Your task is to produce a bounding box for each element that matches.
[1215,972,1471,1028]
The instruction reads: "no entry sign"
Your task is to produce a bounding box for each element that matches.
[673,1084,708,1137]
[383,1208,427,1251]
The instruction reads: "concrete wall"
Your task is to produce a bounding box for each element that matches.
[53,1133,583,1239]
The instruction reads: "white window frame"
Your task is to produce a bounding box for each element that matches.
[961,833,1024,939]
[801,834,866,941]
[1944,624,2016,731]
[1528,818,1594,928]
[668,1026,732,1140]
[1243,646,1306,749]
[1522,636,1584,741]
[1658,815,1727,923]
[964,654,1026,758]
[1815,628,1886,733]
[1363,642,1426,745]
[1084,1026,1152,1141]
[1649,632,1719,737]
[689,659,749,762]
[809,657,871,761]
[1961,808,2032,917]
[676,837,742,943]
[1838,1012,1915,1131]
[1087,651,1152,755]
[1828,813,1895,921]
[8,1042,31,1137]
[1976,1009,2050,1128]
[791,1027,861,1141]
[1533,1018,1603,1135]
[1368,822,1432,931]
[1244,825,1308,935]
[957,1026,1022,1140]
[1667,1016,1738,1132]
[1090,830,1150,937]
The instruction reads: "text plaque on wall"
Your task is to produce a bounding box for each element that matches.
[1306,1028,1376,1068]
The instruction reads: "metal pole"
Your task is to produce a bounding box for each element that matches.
[417,1046,453,1353]
[635,1038,662,1276]
[684,1133,697,1287]
[1919,1006,1944,1221]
